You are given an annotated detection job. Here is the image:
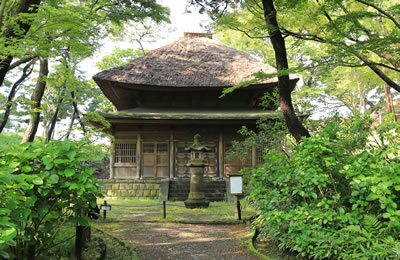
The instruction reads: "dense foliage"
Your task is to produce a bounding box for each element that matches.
[0,140,102,259]
[250,115,400,259]
[212,0,399,117]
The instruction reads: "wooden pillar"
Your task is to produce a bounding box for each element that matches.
[136,130,142,179]
[169,129,175,179]
[109,138,115,179]
[252,146,257,168]
[218,133,224,178]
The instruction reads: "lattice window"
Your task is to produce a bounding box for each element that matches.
[157,143,168,154]
[256,145,267,164]
[143,143,155,153]
[115,143,136,164]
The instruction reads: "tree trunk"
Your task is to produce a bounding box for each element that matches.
[21,57,48,143]
[0,0,41,87]
[64,104,76,140]
[382,68,396,120]
[261,0,310,142]
[45,86,65,143]
[0,0,9,28]
[71,91,87,136]
[0,58,36,133]
[384,84,395,113]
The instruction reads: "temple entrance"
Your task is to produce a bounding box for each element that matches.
[142,142,169,178]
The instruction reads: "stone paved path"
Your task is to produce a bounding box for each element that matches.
[99,222,261,260]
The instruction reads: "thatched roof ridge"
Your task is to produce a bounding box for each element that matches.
[93,35,281,87]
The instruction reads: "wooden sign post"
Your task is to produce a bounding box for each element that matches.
[100,200,112,220]
[229,173,243,221]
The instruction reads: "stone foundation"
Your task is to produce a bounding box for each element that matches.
[99,179,161,199]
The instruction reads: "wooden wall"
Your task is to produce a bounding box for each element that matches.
[110,125,256,179]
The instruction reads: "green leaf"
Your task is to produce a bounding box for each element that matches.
[9,161,20,168]
[0,250,9,259]
[0,208,11,215]
[42,156,52,165]
[54,159,67,164]
[45,163,54,170]
[21,165,32,173]
[32,177,43,185]
[77,216,91,226]
[38,188,50,196]
[64,169,75,177]
[69,183,79,189]
[66,151,77,160]
[0,227,17,242]
[47,174,59,184]
[366,193,378,201]
[0,216,11,225]
[0,171,12,185]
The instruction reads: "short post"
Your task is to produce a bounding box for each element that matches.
[236,197,241,221]
[103,200,107,219]
[100,200,112,220]
[229,173,243,221]
[163,200,166,219]
[75,225,84,260]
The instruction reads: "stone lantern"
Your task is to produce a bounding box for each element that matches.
[184,134,211,209]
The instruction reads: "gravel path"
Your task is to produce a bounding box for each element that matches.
[100,222,261,260]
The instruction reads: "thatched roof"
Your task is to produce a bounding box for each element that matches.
[93,33,284,88]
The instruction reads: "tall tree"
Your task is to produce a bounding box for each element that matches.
[0,0,41,87]
[10,0,169,142]
[189,0,310,140]
[0,58,36,133]
[260,0,310,141]
[211,0,399,119]
[273,0,400,92]
[21,57,48,143]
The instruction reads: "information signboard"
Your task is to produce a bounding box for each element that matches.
[230,176,243,194]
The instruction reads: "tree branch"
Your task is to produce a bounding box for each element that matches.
[8,55,36,71]
[355,0,400,29]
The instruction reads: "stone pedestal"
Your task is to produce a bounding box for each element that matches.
[184,166,209,208]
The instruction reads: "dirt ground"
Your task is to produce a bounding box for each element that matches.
[98,222,261,260]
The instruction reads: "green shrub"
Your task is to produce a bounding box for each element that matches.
[0,140,103,259]
[250,114,400,259]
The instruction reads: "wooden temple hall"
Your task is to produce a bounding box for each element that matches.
[93,32,298,181]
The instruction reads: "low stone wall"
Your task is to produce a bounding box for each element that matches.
[99,179,161,199]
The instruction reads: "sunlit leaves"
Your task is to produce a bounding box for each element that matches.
[0,140,103,258]
[250,114,400,258]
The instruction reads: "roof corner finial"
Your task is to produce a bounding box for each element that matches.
[184,32,212,40]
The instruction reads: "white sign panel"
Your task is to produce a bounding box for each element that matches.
[230,176,243,194]
[100,205,112,211]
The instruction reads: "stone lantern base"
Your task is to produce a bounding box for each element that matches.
[184,167,210,209]
[184,198,210,209]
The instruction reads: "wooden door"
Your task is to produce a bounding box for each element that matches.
[142,142,169,178]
